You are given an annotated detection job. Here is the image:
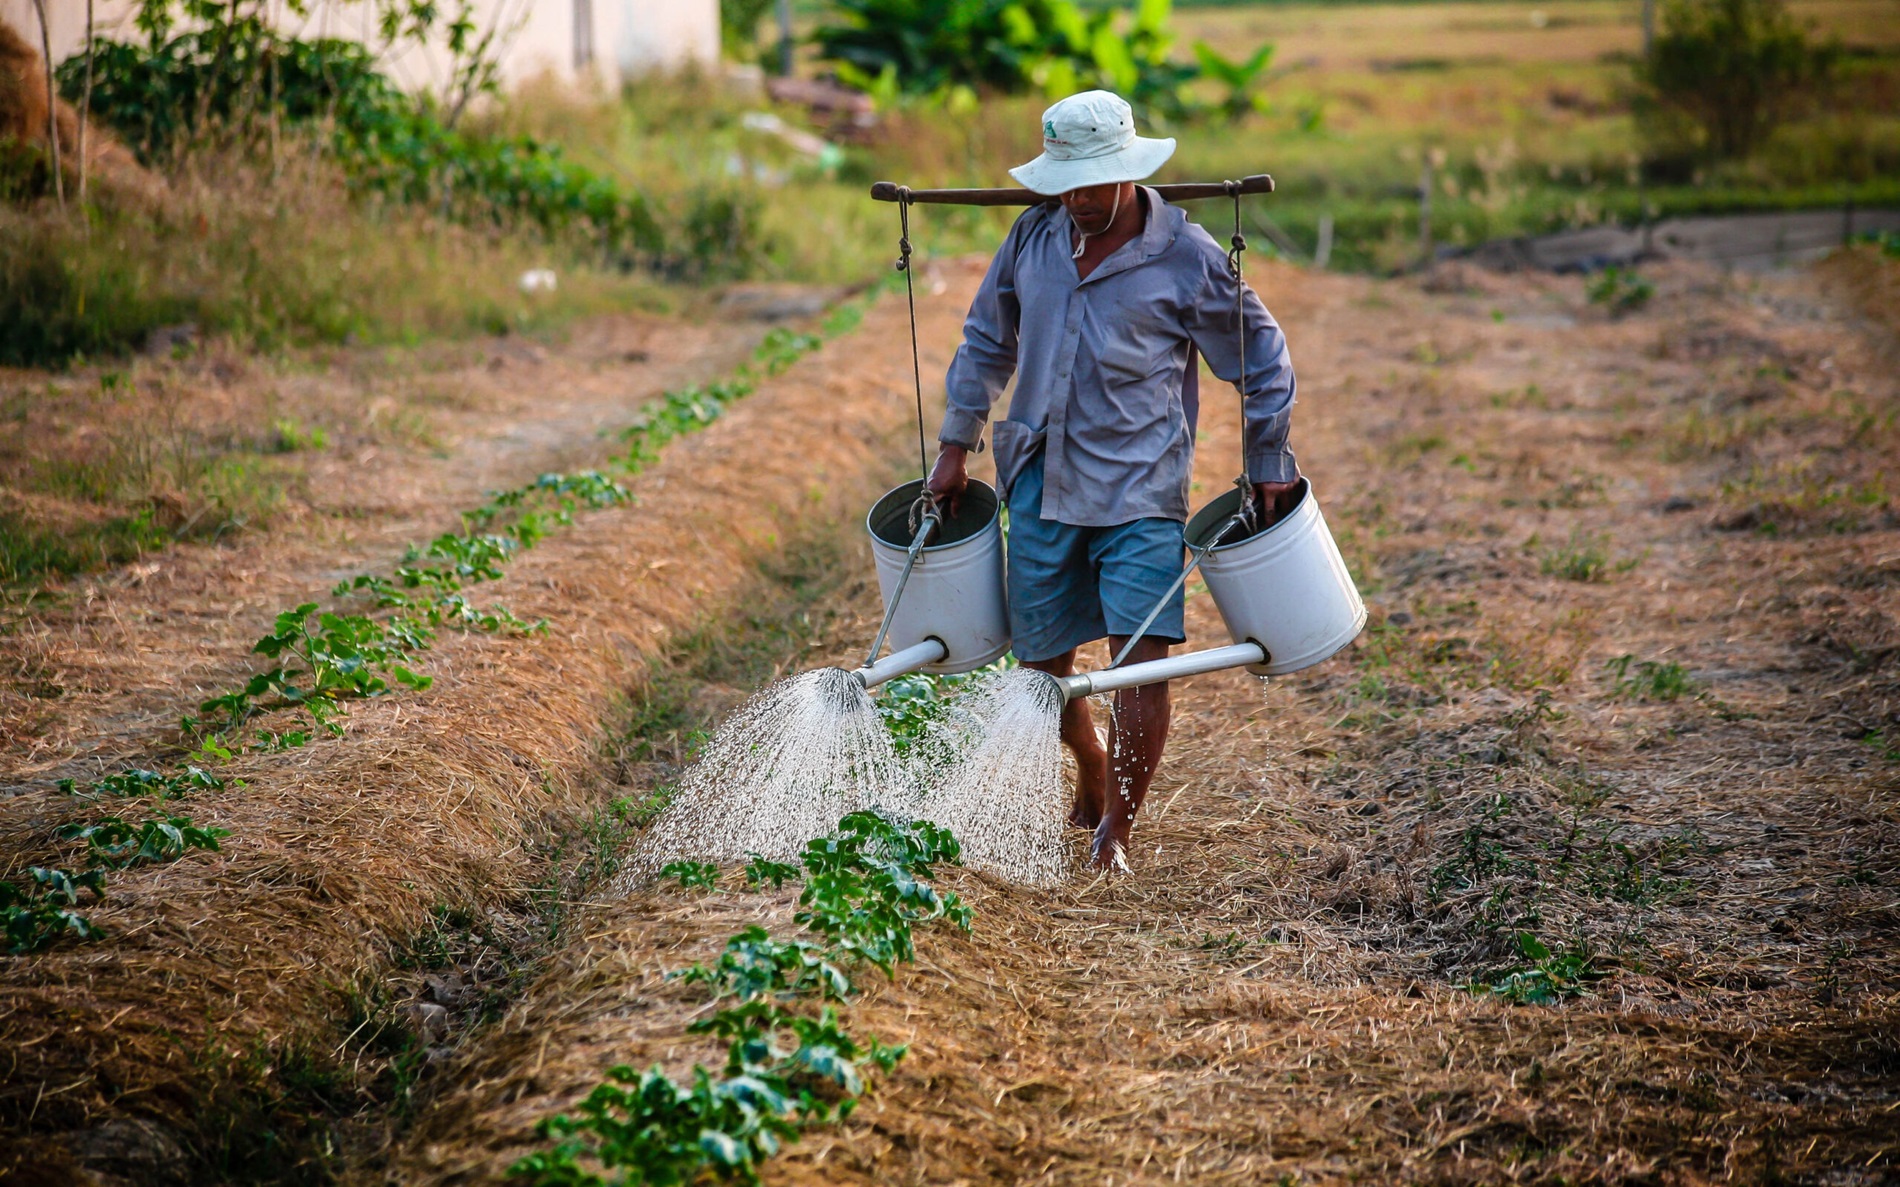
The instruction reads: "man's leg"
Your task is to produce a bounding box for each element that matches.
[1091,635,1172,869]
[1021,649,1109,829]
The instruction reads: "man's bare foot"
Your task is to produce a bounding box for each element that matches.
[1068,751,1107,829]
[1088,819,1132,871]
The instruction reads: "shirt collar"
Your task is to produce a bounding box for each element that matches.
[1051,187,1180,285]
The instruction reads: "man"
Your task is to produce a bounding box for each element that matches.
[925,90,1299,872]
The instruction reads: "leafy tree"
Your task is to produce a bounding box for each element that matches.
[815,0,1203,120]
[1636,0,1835,160]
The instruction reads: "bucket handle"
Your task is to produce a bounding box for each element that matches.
[1105,492,1254,672]
[863,499,942,668]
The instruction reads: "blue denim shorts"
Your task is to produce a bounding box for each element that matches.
[1004,454,1187,663]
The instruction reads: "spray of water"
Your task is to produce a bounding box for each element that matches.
[914,667,1069,887]
[631,667,917,879]
[631,665,1073,888]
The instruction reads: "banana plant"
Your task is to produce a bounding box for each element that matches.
[1193,40,1276,123]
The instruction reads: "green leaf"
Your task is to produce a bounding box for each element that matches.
[1515,931,1552,962]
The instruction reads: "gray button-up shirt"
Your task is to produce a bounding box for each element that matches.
[939,187,1297,527]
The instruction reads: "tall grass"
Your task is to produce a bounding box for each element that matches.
[0,146,644,368]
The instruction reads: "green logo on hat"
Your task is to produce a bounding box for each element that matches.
[1045,119,1056,138]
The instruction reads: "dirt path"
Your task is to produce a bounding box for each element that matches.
[375,258,1899,1184]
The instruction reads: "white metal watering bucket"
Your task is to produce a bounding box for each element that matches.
[1184,479,1366,676]
[866,479,1010,675]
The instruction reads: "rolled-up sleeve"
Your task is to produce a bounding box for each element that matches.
[1184,237,1298,483]
[939,210,1035,450]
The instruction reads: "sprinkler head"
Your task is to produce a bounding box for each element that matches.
[1025,668,1081,706]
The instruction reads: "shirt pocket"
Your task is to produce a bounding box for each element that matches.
[990,419,1047,502]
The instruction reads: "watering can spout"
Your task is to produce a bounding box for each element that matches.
[1050,641,1269,704]
[852,638,949,690]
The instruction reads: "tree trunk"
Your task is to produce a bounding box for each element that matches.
[30,0,63,207]
[78,0,94,203]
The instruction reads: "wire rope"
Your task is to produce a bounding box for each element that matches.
[895,189,929,485]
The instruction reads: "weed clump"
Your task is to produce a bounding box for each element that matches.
[1462,930,1605,1004]
[1534,529,1640,583]
[1605,653,1698,701]
[1586,265,1654,315]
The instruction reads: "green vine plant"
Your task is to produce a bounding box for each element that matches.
[4,792,228,954]
[511,811,971,1186]
[56,765,226,799]
[1,868,108,955]
[191,317,846,752]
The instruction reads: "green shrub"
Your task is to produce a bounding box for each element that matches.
[816,0,1199,118]
[62,27,669,261]
[721,0,778,60]
[59,22,401,162]
[1636,0,1836,161]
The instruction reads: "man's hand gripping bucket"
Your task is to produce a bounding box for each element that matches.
[1185,477,1366,676]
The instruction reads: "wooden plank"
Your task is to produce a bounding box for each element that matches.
[870,174,1275,206]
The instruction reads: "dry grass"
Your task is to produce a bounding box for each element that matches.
[362,257,1899,1185]
[1819,240,1900,347]
[1172,0,1900,72]
[0,144,649,371]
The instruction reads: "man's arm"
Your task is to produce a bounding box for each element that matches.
[1184,237,1300,522]
[928,211,1033,511]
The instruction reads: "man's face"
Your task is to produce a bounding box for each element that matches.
[1060,182,1126,235]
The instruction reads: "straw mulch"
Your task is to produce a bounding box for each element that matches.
[0,268,980,1177]
[376,258,1898,1185]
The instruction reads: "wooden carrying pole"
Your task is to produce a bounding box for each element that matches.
[871,174,1274,206]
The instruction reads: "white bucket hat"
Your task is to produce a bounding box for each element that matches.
[1009,90,1176,196]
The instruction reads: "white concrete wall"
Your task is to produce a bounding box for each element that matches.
[606,0,719,77]
[1,0,141,60]
[1,0,718,91]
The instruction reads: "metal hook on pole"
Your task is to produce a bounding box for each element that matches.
[860,189,944,671]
